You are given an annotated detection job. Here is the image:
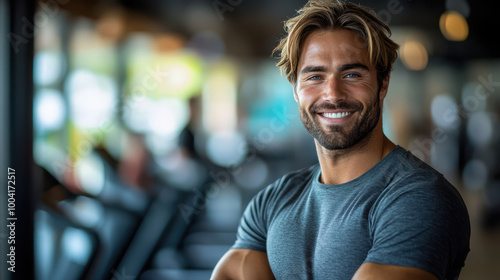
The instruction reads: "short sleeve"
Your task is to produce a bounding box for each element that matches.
[366,172,470,280]
[231,186,271,253]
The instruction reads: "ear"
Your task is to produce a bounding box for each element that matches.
[379,74,390,101]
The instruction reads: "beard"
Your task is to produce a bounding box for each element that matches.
[299,93,381,150]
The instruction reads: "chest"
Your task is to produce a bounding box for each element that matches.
[266,189,375,279]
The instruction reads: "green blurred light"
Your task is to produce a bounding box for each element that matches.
[126,52,203,100]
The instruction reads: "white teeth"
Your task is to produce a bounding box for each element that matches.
[322,112,352,119]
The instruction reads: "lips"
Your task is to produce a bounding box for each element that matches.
[310,101,362,125]
[311,101,362,114]
[321,111,353,119]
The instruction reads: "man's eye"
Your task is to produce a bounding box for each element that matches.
[308,75,321,80]
[346,73,360,78]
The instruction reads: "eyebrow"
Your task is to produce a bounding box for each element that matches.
[299,63,369,75]
[299,66,327,75]
[339,63,369,72]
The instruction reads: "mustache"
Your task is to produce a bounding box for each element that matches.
[310,101,363,113]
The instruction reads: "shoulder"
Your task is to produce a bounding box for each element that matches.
[371,148,470,242]
[275,164,318,186]
[233,164,318,249]
[247,164,318,219]
[372,147,470,231]
[381,147,463,199]
[367,150,470,279]
[255,164,318,201]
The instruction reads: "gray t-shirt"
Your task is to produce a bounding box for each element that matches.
[232,146,470,280]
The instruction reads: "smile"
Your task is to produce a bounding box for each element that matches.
[321,112,353,119]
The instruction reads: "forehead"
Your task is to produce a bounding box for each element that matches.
[298,29,370,69]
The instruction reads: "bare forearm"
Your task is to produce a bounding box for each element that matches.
[211,249,275,280]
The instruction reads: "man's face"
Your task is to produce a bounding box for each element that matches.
[294,29,389,150]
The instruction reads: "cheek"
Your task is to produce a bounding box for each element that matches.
[296,87,319,105]
[353,79,377,92]
[349,83,378,102]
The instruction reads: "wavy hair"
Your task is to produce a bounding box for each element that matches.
[273,0,399,87]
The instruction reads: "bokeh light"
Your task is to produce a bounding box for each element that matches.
[126,52,203,99]
[431,94,458,129]
[62,227,93,265]
[202,60,238,133]
[400,40,428,71]
[467,112,494,146]
[206,131,247,167]
[148,98,189,136]
[440,11,469,41]
[66,70,118,130]
[123,97,189,137]
[123,97,155,134]
[33,51,65,86]
[74,153,105,196]
[34,89,66,132]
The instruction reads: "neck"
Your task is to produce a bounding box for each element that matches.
[316,122,396,185]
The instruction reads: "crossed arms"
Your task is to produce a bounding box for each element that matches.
[210,249,438,280]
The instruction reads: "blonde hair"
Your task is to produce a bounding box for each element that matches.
[273,0,399,87]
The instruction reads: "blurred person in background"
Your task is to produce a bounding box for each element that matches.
[211,1,470,279]
[117,133,153,189]
[179,96,202,160]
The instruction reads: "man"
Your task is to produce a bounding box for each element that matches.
[211,1,470,279]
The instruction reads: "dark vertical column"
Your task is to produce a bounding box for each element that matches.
[7,0,37,279]
[0,0,10,277]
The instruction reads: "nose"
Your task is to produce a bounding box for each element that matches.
[322,77,346,103]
